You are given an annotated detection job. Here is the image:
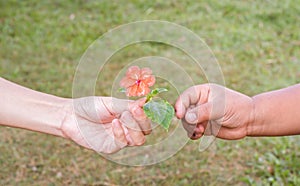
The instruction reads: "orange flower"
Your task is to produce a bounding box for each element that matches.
[120,66,155,97]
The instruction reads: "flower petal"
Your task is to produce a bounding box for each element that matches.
[126,66,140,80]
[143,75,155,87]
[140,67,153,80]
[136,82,150,96]
[127,84,139,97]
[120,76,136,88]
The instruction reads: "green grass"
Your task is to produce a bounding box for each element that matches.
[1,0,300,185]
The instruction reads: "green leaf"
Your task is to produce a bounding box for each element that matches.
[146,88,168,102]
[118,87,126,93]
[150,88,168,96]
[143,98,174,130]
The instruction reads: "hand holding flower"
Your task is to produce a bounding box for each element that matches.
[61,96,152,154]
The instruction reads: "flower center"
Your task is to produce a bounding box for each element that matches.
[136,79,141,85]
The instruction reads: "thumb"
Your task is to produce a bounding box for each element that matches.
[185,102,214,124]
[108,97,146,116]
[129,97,147,119]
[99,97,132,116]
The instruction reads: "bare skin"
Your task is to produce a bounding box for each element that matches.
[0,78,151,154]
[175,83,300,140]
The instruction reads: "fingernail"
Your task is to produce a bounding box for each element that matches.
[186,112,197,122]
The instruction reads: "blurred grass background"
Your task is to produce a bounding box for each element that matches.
[1,0,300,185]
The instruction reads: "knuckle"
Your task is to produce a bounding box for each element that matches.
[199,106,209,121]
[143,129,152,135]
[135,137,146,146]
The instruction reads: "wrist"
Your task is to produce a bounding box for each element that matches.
[246,95,264,136]
[59,98,74,139]
[33,96,72,138]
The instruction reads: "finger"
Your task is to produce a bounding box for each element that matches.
[202,121,223,137]
[112,119,128,149]
[193,122,244,140]
[185,102,218,124]
[120,111,146,146]
[184,106,196,125]
[215,127,246,140]
[175,87,197,119]
[182,119,196,136]
[190,132,204,140]
[120,122,134,145]
[175,85,209,119]
[185,122,206,140]
[194,123,206,135]
[136,97,147,108]
[182,108,200,136]
[129,97,147,120]
[190,121,239,140]
[130,98,152,135]
[98,97,151,135]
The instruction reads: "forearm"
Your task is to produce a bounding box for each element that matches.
[0,77,70,137]
[248,84,300,136]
